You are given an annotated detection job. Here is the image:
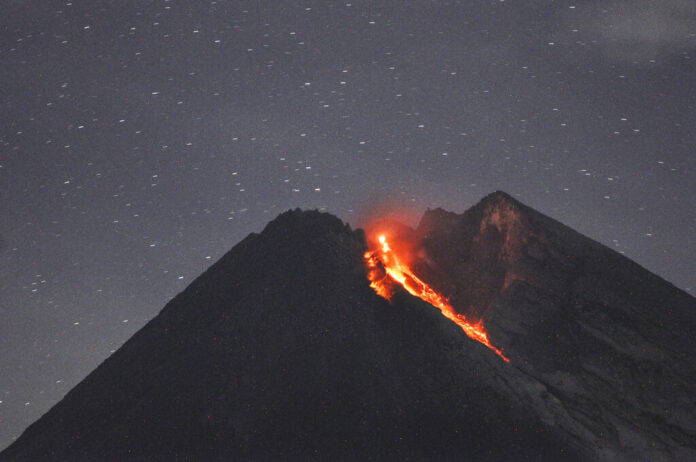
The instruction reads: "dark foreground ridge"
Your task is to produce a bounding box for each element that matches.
[3,197,696,461]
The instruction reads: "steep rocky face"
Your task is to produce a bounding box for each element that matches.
[414,191,696,461]
[414,191,539,321]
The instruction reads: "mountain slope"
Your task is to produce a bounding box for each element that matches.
[2,209,574,461]
[2,195,695,461]
[413,191,696,460]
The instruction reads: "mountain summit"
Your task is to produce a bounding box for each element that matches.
[3,195,695,461]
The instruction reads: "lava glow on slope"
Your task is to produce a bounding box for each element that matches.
[365,235,510,362]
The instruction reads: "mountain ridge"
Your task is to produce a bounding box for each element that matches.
[3,194,695,461]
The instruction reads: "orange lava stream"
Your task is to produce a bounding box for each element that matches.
[365,235,510,362]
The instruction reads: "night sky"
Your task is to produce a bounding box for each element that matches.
[1,0,695,449]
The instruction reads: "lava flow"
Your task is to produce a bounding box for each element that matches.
[365,235,510,362]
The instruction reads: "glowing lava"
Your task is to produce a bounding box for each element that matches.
[365,235,510,362]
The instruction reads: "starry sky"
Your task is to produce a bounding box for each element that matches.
[1,0,695,449]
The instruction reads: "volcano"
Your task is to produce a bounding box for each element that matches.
[3,191,695,461]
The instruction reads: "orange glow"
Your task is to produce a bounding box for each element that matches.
[365,234,510,362]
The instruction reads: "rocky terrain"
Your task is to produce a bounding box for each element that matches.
[412,192,696,460]
[2,192,695,461]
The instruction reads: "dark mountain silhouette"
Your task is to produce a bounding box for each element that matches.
[2,192,695,461]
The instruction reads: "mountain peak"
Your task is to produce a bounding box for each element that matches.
[262,208,353,237]
[475,191,528,236]
[418,191,526,238]
[478,190,520,207]
[3,196,695,461]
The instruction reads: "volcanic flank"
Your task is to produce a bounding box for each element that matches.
[3,191,696,461]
